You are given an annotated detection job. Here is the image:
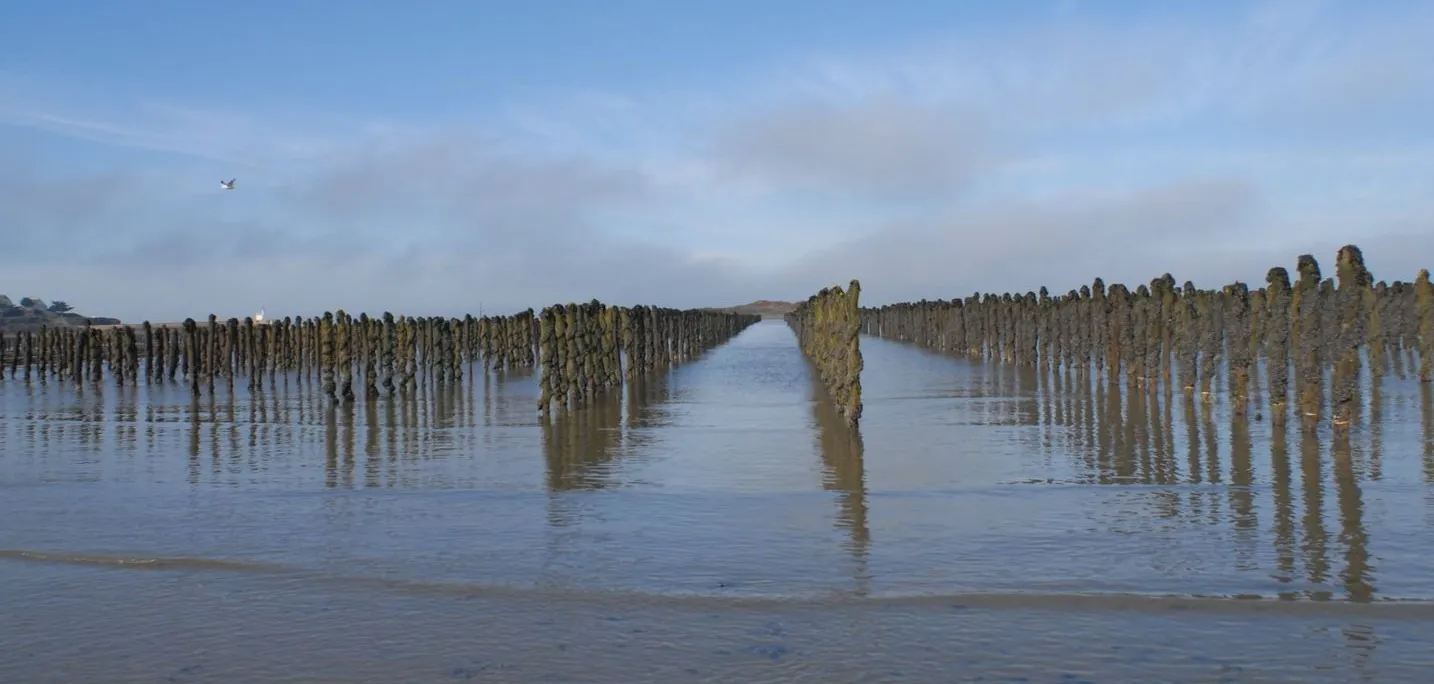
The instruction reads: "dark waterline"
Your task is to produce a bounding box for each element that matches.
[3,320,1434,682]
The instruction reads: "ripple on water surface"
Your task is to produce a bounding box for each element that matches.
[4,321,1434,605]
[5,320,1434,680]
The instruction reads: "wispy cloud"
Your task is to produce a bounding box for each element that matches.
[0,71,360,171]
[2,0,1432,324]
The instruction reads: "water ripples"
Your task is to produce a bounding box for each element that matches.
[2,320,1433,605]
[6,320,1434,681]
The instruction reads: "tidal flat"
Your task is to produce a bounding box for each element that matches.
[3,320,1433,682]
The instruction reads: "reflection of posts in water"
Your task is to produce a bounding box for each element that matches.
[1367,374,1384,481]
[33,393,53,470]
[1112,381,1136,481]
[1151,382,1176,484]
[247,383,262,426]
[1094,378,1114,483]
[1331,423,1373,602]
[1424,384,1434,484]
[624,374,673,431]
[455,374,470,429]
[271,378,285,425]
[207,394,222,484]
[624,372,643,430]
[1199,391,1219,485]
[224,394,241,475]
[403,379,420,463]
[223,392,238,473]
[114,373,139,456]
[364,396,381,488]
[143,385,159,454]
[78,374,106,453]
[1131,383,1154,482]
[1182,384,1201,485]
[809,368,869,594]
[811,379,869,549]
[541,388,625,493]
[1065,370,1181,486]
[1228,412,1257,567]
[324,406,339,489]
[463,362,478,429]
[429,379,463,430]
[542,374,671,538]
[383,397,400,487]
[339,403,357,489]
[1269,418,1297,597]
[1042,360,1059,444]
[187,395,202,484]
[1049,366,1070,453]
[1013,362,1040,427]
[1298,426,1331,599]
[418,366,431,431]
[1078,372,1096,479]
[482,369,493,426]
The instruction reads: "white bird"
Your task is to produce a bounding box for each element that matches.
[219,178,236,190]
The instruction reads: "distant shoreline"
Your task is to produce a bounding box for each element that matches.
[88,320,276,331]
[0,320,274,334]
[2,299,798,334]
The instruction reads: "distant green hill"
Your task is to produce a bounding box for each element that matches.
[701,300,797,319]
[0,295,120,332]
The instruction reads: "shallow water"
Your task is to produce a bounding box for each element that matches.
[3,320,1433,682]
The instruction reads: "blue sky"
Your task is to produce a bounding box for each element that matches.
[2,0,1431,323]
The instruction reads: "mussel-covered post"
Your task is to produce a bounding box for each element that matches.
[535,301,758,415]
[1417,269,1434,383]
[1264,268,1293,422]
[1331,245,1371,426]
[786,279,863,428]
[1293,256,1324,427]
[319,312,336,403]
[1223,283,1252,415]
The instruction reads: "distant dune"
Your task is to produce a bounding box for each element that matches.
[701,300,797,319]
[0,296,120,333]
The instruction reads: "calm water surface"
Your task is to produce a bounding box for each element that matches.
[3,320,1434,682]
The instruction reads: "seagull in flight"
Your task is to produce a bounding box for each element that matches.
[219,178,236,190]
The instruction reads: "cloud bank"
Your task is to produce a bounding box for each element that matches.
[1,0,1432,323]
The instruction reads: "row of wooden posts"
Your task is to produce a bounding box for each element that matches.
[535,303,759,414]
[785,280,865,428]
[0,304,760,412]
[9,243,1422,430]
[858,245,1434,429]
[0,312,534,398]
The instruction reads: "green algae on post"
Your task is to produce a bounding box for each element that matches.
[786,280,863,428]
[846,244,1429,434]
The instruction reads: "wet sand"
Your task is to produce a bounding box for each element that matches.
[5,559,1432,684]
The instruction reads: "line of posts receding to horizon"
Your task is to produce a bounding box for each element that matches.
[1,244,1431,436]
[0,303,760,414]
[859,244,1433,434]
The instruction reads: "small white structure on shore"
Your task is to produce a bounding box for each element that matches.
[253,307,265,323]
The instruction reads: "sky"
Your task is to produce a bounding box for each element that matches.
[1,0,1431,323]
